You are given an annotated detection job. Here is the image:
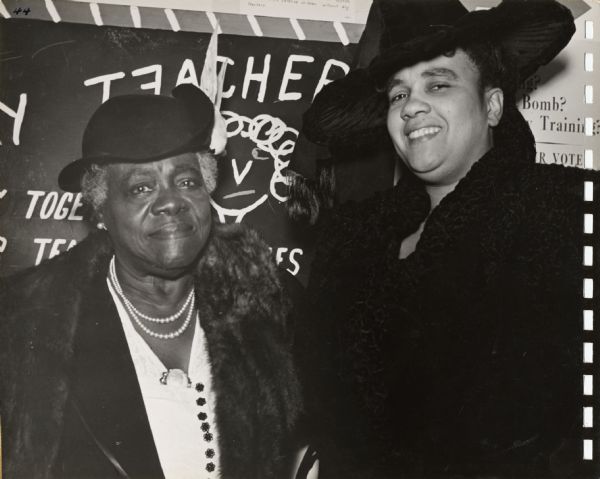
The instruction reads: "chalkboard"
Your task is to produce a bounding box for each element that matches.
[0,18,354,281]
[1,1,598,282]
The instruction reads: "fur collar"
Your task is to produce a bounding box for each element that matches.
[308,107,542,438]
[1,223,301,479]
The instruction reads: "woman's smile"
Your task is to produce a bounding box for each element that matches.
[149,221,195,239]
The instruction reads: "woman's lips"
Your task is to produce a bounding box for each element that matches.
[407,126,442,141]
[149,222,194,239]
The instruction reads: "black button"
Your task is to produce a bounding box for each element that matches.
[206,448,215,458]
[204,432,213,442]
[196,397,206,406]
[206,462,215,472]
[197,412,207,421]
[201,422,210,432]
[195,383,204,392]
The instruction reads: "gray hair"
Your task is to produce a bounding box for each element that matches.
[80,152,218,217]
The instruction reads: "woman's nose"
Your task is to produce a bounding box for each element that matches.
[401,94,430,120]
[151,187,188,216]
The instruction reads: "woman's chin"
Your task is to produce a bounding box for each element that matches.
[147,249,202,276]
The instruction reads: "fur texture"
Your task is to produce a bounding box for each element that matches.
[0,223,301,479]
[299,108,598,478]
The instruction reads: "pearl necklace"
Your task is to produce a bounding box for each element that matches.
[109,256,195,340]
[109,257,194,324]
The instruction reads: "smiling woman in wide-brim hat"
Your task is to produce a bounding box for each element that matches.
[302,0,575,150]
[288,1,596,478]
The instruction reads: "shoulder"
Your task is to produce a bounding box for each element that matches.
[511,163,593,244]
[1,231,111,306]
[196,223,289,325]
[198,223,281,290]
[519,162,594,194]
[516,163,593,211]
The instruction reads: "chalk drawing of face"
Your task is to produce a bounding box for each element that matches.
[210,111,298,223]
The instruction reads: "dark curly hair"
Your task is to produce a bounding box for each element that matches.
[460,41,517,101]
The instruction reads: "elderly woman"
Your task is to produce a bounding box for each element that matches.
[0,84,301,479]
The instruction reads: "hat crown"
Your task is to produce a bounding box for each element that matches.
[376,0,467,52]
[82,84,214,161]
[58,84,215,192]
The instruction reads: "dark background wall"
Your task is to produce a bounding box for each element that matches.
[0,18,354,281]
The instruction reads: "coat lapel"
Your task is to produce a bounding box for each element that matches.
[69,252,164,479]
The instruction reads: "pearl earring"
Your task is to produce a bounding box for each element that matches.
[97,222,107,230]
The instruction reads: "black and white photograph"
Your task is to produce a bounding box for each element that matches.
[0,0,599,478]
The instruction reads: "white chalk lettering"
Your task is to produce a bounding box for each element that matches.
[49,238,67,259]
[288,248,303,276]
[25,191,85,221]
[217,56,235,99]
[314,59,349,99]
[278,54,314,101]
[25,190,45,219]
[34,238,77,265]
[132,64,162,95]
[275,247,287,264]
[232,158,253,185]
[176,58,199,87]
[40,192,59,219]
[242,55,271,103]
[68,193,84,220]
[34,238,52,265]
[273,247,303,276]
[54,192,75,220]
[0,93,27,146]
[84,72,126,103]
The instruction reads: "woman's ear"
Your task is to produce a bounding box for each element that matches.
[95,211,107,230]
[486,87,504,127]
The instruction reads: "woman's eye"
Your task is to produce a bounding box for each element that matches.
[430,83,449,92]
[179,178,201,188]
[389,91,408,105]
[131,184,152,195]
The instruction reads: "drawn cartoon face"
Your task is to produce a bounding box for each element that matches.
[210,112,298,223]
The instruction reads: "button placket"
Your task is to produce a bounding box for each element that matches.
[195,382,216,473]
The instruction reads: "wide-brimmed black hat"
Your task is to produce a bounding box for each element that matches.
[303,0,575,149]
[58,84,218,192]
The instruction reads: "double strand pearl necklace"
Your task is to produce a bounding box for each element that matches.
[109,256,195,340]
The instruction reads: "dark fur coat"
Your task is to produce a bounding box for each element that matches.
[300,108,598,478]
[0,223,301,479]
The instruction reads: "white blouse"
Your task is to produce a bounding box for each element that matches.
[107,279,221,479]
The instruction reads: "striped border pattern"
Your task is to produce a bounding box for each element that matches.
[0,0,365,43]
[582,17,596,462]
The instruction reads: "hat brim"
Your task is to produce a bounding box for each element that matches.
[303,0,575,149]
[302,68,390,150]
[58,135,211,192]
[371,0,575,86]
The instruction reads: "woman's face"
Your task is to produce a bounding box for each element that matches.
[100,152,212,278]
[386,50,501,186]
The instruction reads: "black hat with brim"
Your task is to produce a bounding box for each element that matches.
[58,84,215,192]
[302,0,575,149]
